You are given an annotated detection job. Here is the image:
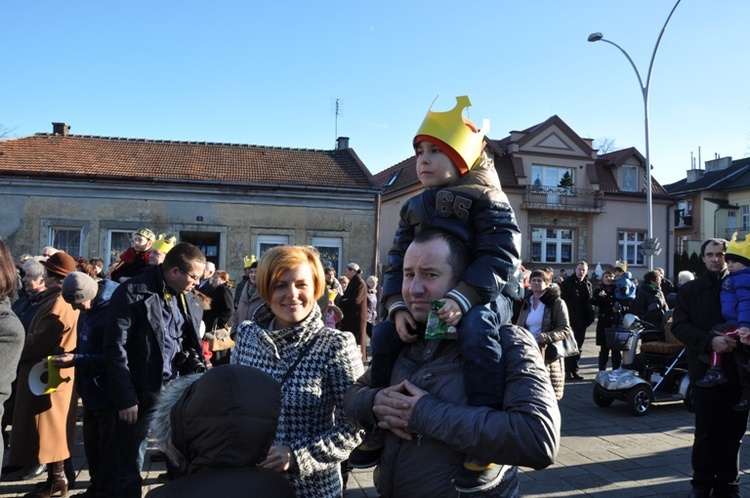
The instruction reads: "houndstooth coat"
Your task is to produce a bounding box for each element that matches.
[232,303,364,498]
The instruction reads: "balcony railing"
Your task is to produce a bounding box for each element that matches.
[674,210,692,227]
[521,186,606,213]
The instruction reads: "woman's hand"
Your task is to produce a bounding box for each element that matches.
[260,445,295,472]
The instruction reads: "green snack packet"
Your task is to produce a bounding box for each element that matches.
[425,300,457,340]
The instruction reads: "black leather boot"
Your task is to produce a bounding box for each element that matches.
[22,461,68,498]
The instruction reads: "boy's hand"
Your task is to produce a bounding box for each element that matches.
[437,298,462,327]
[394,309,418,343]
[739,327,750,345]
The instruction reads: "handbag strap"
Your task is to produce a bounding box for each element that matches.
[279,330,322,386]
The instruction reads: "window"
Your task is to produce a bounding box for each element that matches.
[531,165,574,189]
[621,165,639,192]
[49,227,82,257]
[257,235,289,259]
[107,230,133,267]
[312,237,342,274]
[530,228,573,264]
[743,206,750,230]
[618,230,646,266]
[728,211,737,231]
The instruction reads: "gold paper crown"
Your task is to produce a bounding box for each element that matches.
[726,232,750,262]
[243,254,257,268]
[134,228,156,242]
[413,95,489,175]
[614,260,628,272]
[151,234,176,254]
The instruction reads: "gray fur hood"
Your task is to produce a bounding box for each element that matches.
[150,364,281,472]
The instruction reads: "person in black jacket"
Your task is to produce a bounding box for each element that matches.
[631,270,668,331]
[592,270,621,370]
[559,261,595,380]
[104,243,207,498]
[672,238,748,498]
[54,273,119,498]
[145,365,295,498]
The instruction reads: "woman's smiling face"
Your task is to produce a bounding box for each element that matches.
[270,263,316,329]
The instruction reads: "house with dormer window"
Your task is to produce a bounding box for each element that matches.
[374,115,673,277]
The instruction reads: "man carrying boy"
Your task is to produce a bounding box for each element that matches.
[349,96,523,492]
[672,238,748,498]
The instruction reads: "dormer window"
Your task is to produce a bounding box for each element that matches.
[621,165,639,192]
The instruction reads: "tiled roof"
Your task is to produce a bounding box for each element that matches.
[0,134,375,190]
[665,157,750,195]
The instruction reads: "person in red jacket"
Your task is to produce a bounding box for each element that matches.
[110,228,156,283]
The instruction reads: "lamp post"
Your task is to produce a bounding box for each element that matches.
[588,0,682,271]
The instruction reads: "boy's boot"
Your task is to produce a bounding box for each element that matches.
[347,428,385,469]
[734,389,750,411]
[695,366,727,388]
[453,458,506,493]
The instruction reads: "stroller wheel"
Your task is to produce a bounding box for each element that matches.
[627,385,653,416]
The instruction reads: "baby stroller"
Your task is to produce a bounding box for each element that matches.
[592,312,693,416]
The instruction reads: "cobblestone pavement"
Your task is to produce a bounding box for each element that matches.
[2,325,750,497]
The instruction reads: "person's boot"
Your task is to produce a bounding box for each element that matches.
[63,458,75,490]
[696,366,727,388]
[453,458,507,493]
[734,391,750,411]
[22,461,68,498]
[347,428,385,469]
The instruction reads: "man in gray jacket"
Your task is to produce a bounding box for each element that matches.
[344,229,560,497]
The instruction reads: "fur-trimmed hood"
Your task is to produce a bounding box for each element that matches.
[150,364,281,472]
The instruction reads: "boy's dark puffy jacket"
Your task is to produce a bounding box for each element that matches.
[383,155,523,314]
[74,279,119,411]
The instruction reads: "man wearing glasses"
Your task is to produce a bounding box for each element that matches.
[104,242,208,498]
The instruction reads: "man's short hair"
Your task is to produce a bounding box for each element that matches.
[701,238,728,257]
[577,260,588,267]
[411,229,471,277]
[163,242,206,271]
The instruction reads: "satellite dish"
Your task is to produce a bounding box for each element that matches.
[28,356,71,396]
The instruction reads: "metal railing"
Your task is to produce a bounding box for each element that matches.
[522,186,606,212]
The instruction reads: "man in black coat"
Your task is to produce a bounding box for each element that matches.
[104,243,208,498]
[672,238,747,498]
[559,261,594,380]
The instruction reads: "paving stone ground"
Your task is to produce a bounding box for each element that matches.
[2,325,750,497]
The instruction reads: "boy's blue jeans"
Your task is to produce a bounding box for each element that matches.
[370,295,512,408]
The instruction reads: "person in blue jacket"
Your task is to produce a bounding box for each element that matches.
[54,272,119,498]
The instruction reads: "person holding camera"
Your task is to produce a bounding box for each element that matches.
[104,242,208,498]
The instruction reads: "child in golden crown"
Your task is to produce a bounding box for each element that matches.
[696,232,750,411]
[109,228,156,283]
[348,96,524,493]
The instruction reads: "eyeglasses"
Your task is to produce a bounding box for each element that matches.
[178,268,202,283]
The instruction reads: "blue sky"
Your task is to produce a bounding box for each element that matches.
[3,1,748,186]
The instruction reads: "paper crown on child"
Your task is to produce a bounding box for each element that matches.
[413,95,489,175]
[151,234,176,254]
[614,260,628,272]
[726,232,750,266]
[133,228,156,242]
[29,356,71,396]
[243,255,257,269]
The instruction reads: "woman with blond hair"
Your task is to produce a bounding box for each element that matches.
[232,246,363,498]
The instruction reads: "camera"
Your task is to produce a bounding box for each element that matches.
[174,348,206,375]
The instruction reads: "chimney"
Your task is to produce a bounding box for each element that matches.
[52,122,70,136]
[686,169,704,183]
[336,136,350,150]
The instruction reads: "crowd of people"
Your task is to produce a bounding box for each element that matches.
[0,92,744,498]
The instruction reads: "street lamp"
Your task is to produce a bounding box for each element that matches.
[588,0,682,270]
